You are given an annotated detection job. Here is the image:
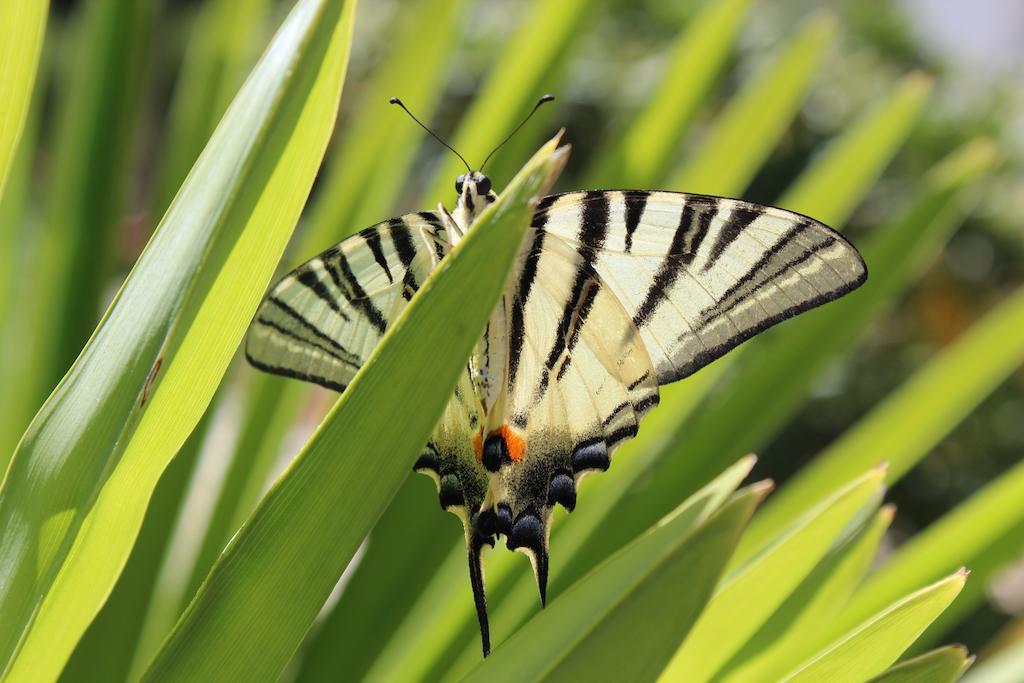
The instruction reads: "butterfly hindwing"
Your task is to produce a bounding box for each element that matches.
[487,229,658,600]
[535,191,867,383]
[245,212,447,391]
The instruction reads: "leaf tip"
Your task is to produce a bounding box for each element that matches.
[750,478,774,502]
[879,503,897,522]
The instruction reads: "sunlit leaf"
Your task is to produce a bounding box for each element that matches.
[142,134,569,682]
[0,0,357,677]
[780,572,967,682]
[659,468,886,681]
[867,646,973,683]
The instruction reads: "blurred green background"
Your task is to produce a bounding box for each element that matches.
[2,0,1024,679]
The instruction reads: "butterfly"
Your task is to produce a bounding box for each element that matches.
[244,96,867,656]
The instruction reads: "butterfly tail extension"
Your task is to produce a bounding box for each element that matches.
[468,531,493,657]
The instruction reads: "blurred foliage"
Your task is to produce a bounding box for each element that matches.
[1,0,1023,680]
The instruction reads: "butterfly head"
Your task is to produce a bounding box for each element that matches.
[390,93,556,216]
[455,171,496,212]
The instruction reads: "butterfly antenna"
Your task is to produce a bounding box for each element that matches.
[390,97,471,173]
[479,94,555,172]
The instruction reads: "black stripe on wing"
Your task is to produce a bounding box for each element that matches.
[631,196,718,328]
[245,355,348,393]
[508,195,557,387]
[622,190,648,253]
[540,191,610,396]
[331,249,389,334]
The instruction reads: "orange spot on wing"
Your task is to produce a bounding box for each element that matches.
[500,425,526,462]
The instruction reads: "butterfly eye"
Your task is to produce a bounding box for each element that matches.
[475,175,492,195]
[455,174,466,195]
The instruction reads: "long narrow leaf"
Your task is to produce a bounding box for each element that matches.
[0,68,44,467]
[142,134,569,683]
[34,0,156,394]
[867,646,973,683]
[911,519,1024,653]
[781,72,932,217]
[58,414,211,683]
[0,0,46,198]
[751,284,1024,548]
[422,0,592,202]
[584,0,751,187]
[837,456,1024,641]
[0,0,357,678]
[659,468,885,681]
[301,0,470,252]
[150,0,273,218]
[668,13,835,194]
[780,572,968,682]
[193,3,470,658]
[721,506,895,683]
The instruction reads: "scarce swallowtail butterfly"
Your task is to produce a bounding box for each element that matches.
[245,95,867,656]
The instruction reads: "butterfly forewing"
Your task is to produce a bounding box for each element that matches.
[535,191,867,383]
[245,212,447,391]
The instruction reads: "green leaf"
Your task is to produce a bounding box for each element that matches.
[836,454,1024,642]
[911,519,1024,653]
[142,134,569,682]
[960,638,1024,683]
[175,378,308,615]
[780,72,932,217]
[191,3,471,657]
[184,0,470,646]
[0,0,45,199]
[668,13,835,194]
[150,0,274,218]
[294,476,460,682]
[660,468,885,682]
[720,505,895,683]
[463,478,770,683]
[867,646,973,683]
[584,0,751,187]
[34,0,157,395]
[0,0,357,678]
[0,61,43,467]
[301,0,470,251]
[58,414,211,683]
[780,572,968,683]
[750,282,1024,554]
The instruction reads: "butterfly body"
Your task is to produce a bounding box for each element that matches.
[245,146,866,656]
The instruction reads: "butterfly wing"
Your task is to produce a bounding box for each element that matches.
[534,190,867,383]
[245,212,447,390]
[482,190,865,602]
